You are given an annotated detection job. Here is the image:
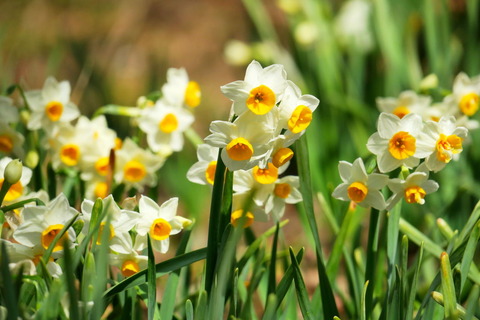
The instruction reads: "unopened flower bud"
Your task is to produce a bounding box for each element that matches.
[4,159,23,185]
[25,150,39,169]
[419,74,438,91]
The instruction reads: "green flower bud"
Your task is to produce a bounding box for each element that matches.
[24,150,39,169]
[4,159,23,185]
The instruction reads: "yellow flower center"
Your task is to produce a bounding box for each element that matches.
[149,218,172,241]
[41,224,68,251]
[252,163,278,184]
[96,222,115,245]
[435,133,463,163]
[274,183,291,199]
[185,81,201,108]
[404,186,426,204]
[0,178,23,202]
[272,147,294,168]
[288,105,313,133]
[392,106,410,119]
[0,135,13,153]
[95,157,110,176]
[246,85,276,115]
[231,209,254,228]
[94,181,108,199]
[226,137,254,161]
[159,113,179,134]
[121,260,140,277]
[60,144,81,166]
[388,131,416,160]
[205,161,217,185]
[45,101,64,122]
[347,182,368,203]
[123,160,146,183]
[114,138,123,150]
[459,92,479,116]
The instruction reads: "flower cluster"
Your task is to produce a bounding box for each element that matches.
[1,189,191,278]
[0,68,200,199]
[333,72,478,211]
[187,60,318,224]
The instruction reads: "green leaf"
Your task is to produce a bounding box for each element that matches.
[63,240,79,320]
[364,209,381,315]
[275,247,304,310]
[0,241,19,320]
[464,285,480,320]
[296,134,339,319]
[405,242,424,320]
[147,235,157,320]
[185,299,194,320]
[194,290,208,320]
[262,294,277,320]
[104,248,207,298]
[360,281,369,320]
[289,247,314,320]
[460,221,480,293]
[267,221,280,298]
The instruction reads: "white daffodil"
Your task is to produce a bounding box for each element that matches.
[233,164,279,206]
[0,96,19,124]
[162,67,201,108]
[205,111,277,171]
[421,116,468,172]
[265,175,302,221]
[0,240,62,278]
[80,195,140,254]
[443,72,480,118]
[25,77,79,134]
[386,163,439,210]
[109,240,148,278]
[186,144,219,185]
[366,112,431,173]
[3,190,49,231]
[114,138,166,192]
[49,123,86,171]
[78,116,117,182]
[376,90,431,119]
[0,157,32,204]
[0,122,25,158]
[332,158,388,210]
[134,196,191,253]
[138,100,194,153]
[230,192,268,228]
[277,81,319,134]
[84,178,109,200]
[221,60,287,116]
[13,193,79,253]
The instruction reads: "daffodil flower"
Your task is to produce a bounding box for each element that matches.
[134,196,191,253]
[162,68,201,108]
[332,157,388,210]
[376,90,431,120]
[265,175,302,221]
[13,193,79,253]
[230,192,268,228]
[138,100,194,153]
[421,116,468,172]
[366,112,431,173]
[25,77,79,135]
[109,241,148,278]
[386,163,439,210]
[114,138,166,192]
[205,111,277,171]
[0,122,25,158]
[186,144,219,185]
[80,195,140,254]
[221,60,287,116]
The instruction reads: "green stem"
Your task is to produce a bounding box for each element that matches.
[365,208,381,318]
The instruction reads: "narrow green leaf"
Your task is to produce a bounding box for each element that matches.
[399,217,443,257]
[194,290,208,320]
[147,235,157,320]
[431,291,479,320]
[0,197,45,212]
[105,248,207,298]
[364,209,381,315]
[275,248,304,310]
[296,134,339,319]
[63,240,79,320]
[205,149,227,293]
[0,242,19,320]
[440,252,459,319]
[267,221,280,298]
[262,294,277,320]
[185,299,194,320]
[460,221,480,293]
[465,285,480,320]
[458,200,480,244]
[406,242,424,320]
[289,247,314,320]
[360,281,369,320]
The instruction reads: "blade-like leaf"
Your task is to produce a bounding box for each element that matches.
[289,247,314,320]
[147,235,157,320]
